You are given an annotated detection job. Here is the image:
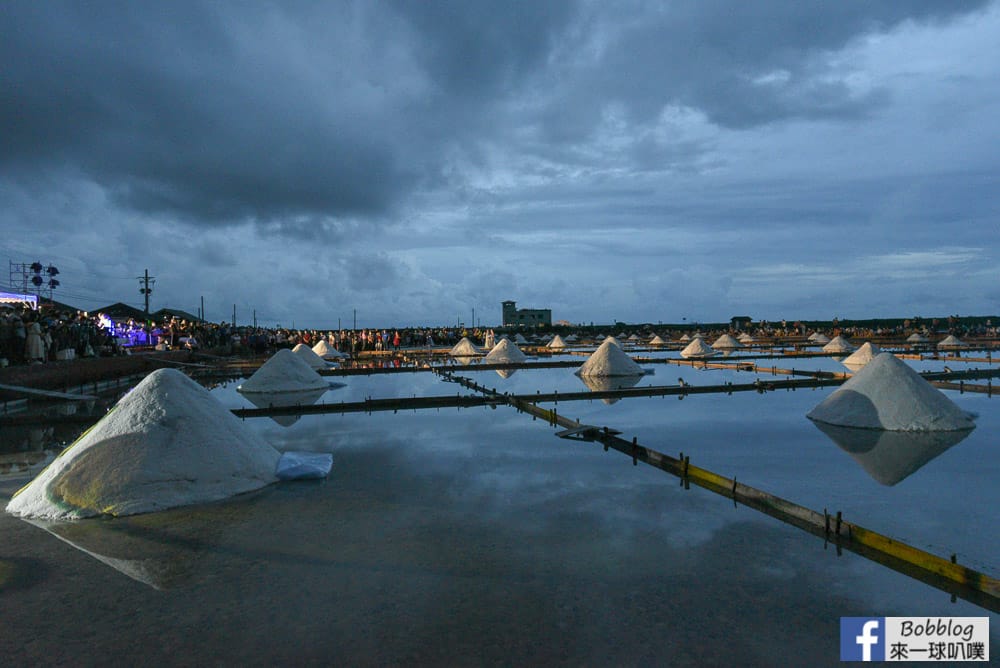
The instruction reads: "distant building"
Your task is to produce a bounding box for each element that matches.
[502,300,552,327]
[731,315,752,330]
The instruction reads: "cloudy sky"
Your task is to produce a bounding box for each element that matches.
[2,1,999,329]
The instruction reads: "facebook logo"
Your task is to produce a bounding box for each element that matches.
[841,617,885,661]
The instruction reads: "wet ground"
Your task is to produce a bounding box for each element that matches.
[1,353,997,665]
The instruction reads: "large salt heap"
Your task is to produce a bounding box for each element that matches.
[547,335,567,349]
[811,333,830,344]
[649,335,667,346]
[937,334,966,349]
[906,333,929,344]
[603,336,622,348]
[822,335,853,353]
[292,343,328,370]
[680,337,717,359]
[6,369,281,519]
[483,338,527,364]
[807,353,975,431]
[450,337,482,357]
[841,342,882,370]
[576,340,644,377]
[312,339,345,360]
[238,348,328,394]
[712,334,741,349]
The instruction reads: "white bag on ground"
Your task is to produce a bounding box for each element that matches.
[275,451,333,480]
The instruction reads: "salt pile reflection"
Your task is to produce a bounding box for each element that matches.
[811,421,973,486]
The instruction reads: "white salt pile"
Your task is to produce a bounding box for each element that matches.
[603,336,622,348]
[679,334,691,342]
[906,333,929,343]
[238,348,328,394]
[680,337,717,359]
[6,369,281,519]
[738,333,754,343]
[842,342,882,369]
[627,334,640,341]
[450,337,482,357]
[564,334,578,342]
[937,334,966,348]
[292,343,328,370]
[514,333,528,344]
[712,334,741,349]
[822,335,853,353]
[547,335,567,349]
[649,335,667,346]
[807,353,976,431]
[807,332,819,341]
[811,333,830,344]
[576,340,644,376]
[312,339,345,360]
[483,338,527,364]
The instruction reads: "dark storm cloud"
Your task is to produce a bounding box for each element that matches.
[4,1,989,232]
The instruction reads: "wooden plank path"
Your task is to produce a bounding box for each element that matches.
[439,370,1000,613]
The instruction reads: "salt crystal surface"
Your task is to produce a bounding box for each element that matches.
[483,338,527,364]
[450,337,482,356]
[291,343,328,370]
[680,338,717,359]
[937,334,965,348]
[312,340,344,359]
[649,335,667,345]
[239,349,328,393]
[822,335,853,353]
[807,353,975,431]
[547,335,567,349]
[712,334,741,349]
[577,340,644,377]
[6,368,281,519]
[842,342,881,369]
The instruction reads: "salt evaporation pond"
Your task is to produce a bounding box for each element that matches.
[1,357,997,664]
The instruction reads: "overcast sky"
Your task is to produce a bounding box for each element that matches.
[2,1,999,329]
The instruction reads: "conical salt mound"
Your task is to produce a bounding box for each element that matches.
[576,340,644,377]
[547,335,567,349]
[822,335,853,353]
[292,343,327,370]
[807,332,819,341]
[602,336,622,348]
[649,335,667,346]
[738,333,754,343]
[807,353,975,431]
[483,338,526,364]
[312,340,344,359]
[679,334,690,342]
[6,369,281,519]
[842,342,882,369]
[712,334,741,349]
[812,333,830,344]
[514,333,528,344]
[238,349,328,394]
[627,334,640,341]
[564,334,578,342]
[937,335,965,348]
[450,337,481,357]
[906,333,929,343]
[680,338,717,359]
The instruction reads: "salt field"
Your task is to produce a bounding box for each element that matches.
[1,344,998,665]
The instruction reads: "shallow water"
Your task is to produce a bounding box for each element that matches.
[1,357,997,665]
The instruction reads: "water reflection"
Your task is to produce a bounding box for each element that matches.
[238,385,342,426]
[811,421,973,486]
[23,489,273,590]
[576,374,643,404]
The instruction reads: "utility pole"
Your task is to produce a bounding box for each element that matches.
[137,269,155,319]
[232,304,236,327]
[253,309,257,329]
[353,308,357,330]
[201,295,205,322]
[137,269,155,344]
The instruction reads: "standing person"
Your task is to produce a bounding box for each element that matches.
[392,330,401,350]
[25,315,45,363]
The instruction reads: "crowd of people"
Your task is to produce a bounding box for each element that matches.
[3,299,995,370]
[0,301,500,367]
